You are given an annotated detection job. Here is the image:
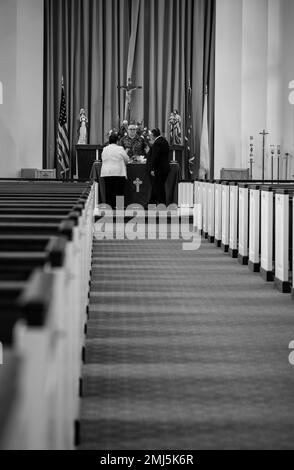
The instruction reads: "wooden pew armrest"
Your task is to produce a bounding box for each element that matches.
[17,269,54,327]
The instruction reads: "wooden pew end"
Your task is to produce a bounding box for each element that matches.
[274,277,291,294]
[229,248,238,258]
[238,254,249,265]
[221,243,229,253]
[248,261,260,273]
[260,267,274,282]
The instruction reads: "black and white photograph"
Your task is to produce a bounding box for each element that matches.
[0,0,294,454]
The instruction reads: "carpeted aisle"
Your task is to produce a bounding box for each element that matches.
[80,235,294,450]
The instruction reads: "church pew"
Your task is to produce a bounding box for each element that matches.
[0,234,67,251]
[0,182,94,340]
[237,183,290,266]
[0,213,79,223]
[196,179,288,243]
[248,184,262,272]
[0,240,74,450]
[0,350,20,448]
[0,194,93,317]
[238,183,249,264]
[0,183,90,192]
[202,182,209,238]
[194,180,221,244]
[236,182,294,289]
[195,180,294,291]
[193,181,203,233]
[0,206,83,215]
[221,182,230,252]
[241,183,294,275]
[214,181,222,246]
[0,231,89,444]
[229,183,239,257]
[0,271,75,450]
[0,181,95,449]
[274,189,293,293]
[0,201,81,206]
[0,270,58,450]
[203,180,293,265]
[222,181,294,291]
[260,186,275,280]
[260,185,294,285]
[195,180,294,299]
[207,182,215,242]
[0,221,74,236]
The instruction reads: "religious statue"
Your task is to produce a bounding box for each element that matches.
[169,109,182,145]
[77,108,88,144]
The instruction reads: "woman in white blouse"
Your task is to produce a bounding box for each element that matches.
[101,133,129,209]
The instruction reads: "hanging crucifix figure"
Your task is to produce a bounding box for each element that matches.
[118,78,142,122]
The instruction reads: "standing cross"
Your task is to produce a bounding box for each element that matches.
[133,178,143,193]
[118,78,142,122]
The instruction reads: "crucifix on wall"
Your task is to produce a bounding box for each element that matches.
[118,78,142,122]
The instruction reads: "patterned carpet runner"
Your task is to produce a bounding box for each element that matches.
[80,235,294,449]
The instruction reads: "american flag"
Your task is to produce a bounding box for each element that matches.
[185,80,195,177]
[57,79,70,176]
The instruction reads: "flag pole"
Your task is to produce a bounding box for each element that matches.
[199,84,210,180]
[57,75,70,180]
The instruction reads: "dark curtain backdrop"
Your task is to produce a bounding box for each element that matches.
[43,0,215,178]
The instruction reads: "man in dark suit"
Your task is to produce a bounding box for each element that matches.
[146,128,170,205]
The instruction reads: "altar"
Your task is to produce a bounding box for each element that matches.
[90,161,180,206]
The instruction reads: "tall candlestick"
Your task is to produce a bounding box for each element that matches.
[285,153,289,180]
[277,145,281,180]
[270,145,275,181]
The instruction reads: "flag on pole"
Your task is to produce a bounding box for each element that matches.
[57,78,70,177]
[199,86,210,179]
[185,80,195,178]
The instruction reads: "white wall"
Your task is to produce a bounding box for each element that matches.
[241,0,268,178]
[215,0,242,176]
[215,0,294,179]
[0,0,43,178]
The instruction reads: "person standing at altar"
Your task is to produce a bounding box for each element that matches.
[120,124,148,160]
[147,128,170,205]
[101,133,130,209]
